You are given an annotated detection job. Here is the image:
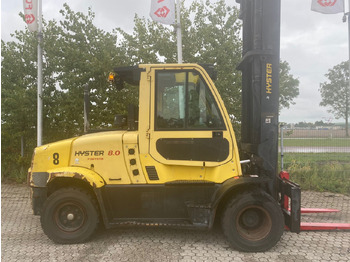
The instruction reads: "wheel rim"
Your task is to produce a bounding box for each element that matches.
[236,205,272,241]
[54,201,87,233]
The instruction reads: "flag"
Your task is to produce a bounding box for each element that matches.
[150,0,176,25]
[23,0,38,32]
[311,0,345,14]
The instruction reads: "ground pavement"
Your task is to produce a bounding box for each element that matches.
[1,183,349,262]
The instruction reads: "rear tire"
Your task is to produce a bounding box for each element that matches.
[40,187,99,244]
[221,190,284,252]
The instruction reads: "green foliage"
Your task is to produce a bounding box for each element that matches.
[295,121,315,128]
[1,32,37,180]
[319,61,350,137]
[280,138,350,147]
[284,130,294,137]
[45,4,136,136]
[117,0,243,126]
[285,159,350,195]
[282,152,350,163]
[281,153,350,194]
[1,2,300,182]
[117,1,298,128]
[279,60,299,110]
[1,4,130,180]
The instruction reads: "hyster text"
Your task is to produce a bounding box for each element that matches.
[266,63,272,94]
[75,151,104,156]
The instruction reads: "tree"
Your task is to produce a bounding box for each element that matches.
[295,122,315,128]
[319,61,349,137]
[279,60,299,110]
[118,0,243,125]
[1,5,130,180]
[45,4,134,136]
[1,2,300,180]
[1,32,37,179]
[117,1,298,124]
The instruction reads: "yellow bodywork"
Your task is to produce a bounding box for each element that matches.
[30,138,74,173]
[28,64,242,190]
[137,64,242,183]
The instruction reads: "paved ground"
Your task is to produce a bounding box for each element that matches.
[1,183,350,262]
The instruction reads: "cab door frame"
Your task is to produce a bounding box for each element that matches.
[148,65,234,168]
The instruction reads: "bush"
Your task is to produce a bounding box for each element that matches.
[1,156,31,184]
[285,160,350,195]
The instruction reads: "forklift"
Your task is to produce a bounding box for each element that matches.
[27,0,349,252]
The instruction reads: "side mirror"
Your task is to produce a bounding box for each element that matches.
[108,72,124,90]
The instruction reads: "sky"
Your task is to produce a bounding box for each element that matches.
[1,0,349,124]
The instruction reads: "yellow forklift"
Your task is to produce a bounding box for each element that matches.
[28,0,349,252]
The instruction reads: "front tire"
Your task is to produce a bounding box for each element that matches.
[40,188,99,244]
[222,190,284,252]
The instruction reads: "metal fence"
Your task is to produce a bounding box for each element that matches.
[279,126,350,194]
[279,127,350,166]
[280,126,350,150]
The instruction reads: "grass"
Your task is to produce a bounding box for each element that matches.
[279,138,350,147]
[280,153,350,195]
[280,153,350,163]
[278,138,350,194]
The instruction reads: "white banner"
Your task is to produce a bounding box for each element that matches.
[23,0,38,32]
[311,0,345,14]
[150,0,176,25]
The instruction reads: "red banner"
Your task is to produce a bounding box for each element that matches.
[311,0,344,14]
[150,0,175,25]
[23,0,38,32]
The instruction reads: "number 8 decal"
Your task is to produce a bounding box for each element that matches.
[53,153,59,165]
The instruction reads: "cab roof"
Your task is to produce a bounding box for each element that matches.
[113,64,217,86]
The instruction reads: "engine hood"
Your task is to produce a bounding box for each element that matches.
[70,131,127,163]
[30,131,128,174]
[69,130,128,176]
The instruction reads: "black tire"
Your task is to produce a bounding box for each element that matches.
[221,190,284,252]
[40,187,99,244]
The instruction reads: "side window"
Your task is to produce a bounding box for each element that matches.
[156,72,186,129]
[155,71,225,130]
